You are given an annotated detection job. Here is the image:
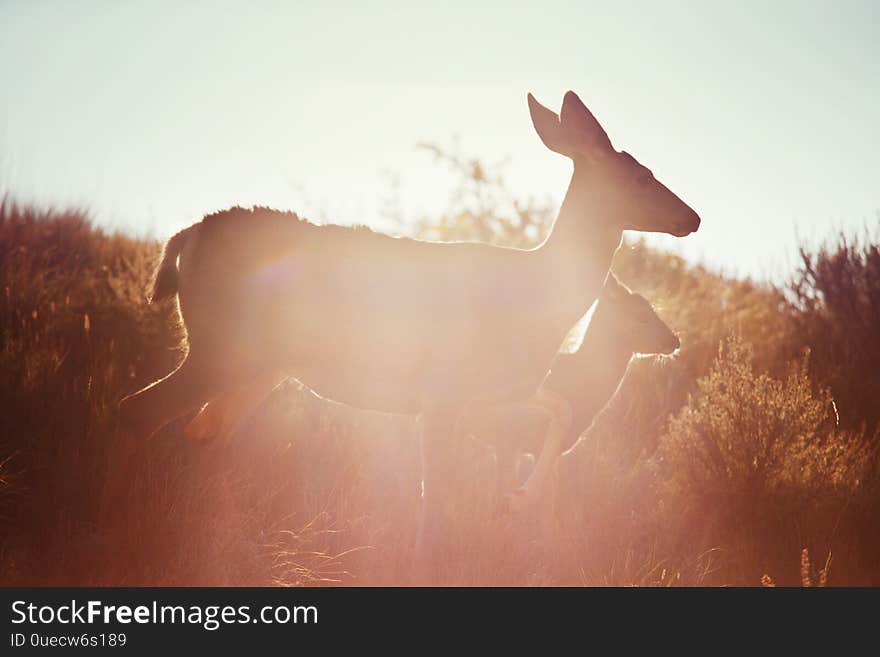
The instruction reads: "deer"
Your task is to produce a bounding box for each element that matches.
[118,91,700,577]
[459,271,679,515]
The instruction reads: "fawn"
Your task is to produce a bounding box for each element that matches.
[460,272,678,512]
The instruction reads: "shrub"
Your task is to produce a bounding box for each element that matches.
[784,231,880,433]
[657,337,873,583]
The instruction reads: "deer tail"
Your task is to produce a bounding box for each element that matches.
[150,224,199,304]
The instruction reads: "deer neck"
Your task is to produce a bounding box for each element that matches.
[544,167,624,256]
[538,169,623,314]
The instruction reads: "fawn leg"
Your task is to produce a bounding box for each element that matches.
[511,390,572,514]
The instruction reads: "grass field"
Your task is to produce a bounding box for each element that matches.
[2,165,878,586]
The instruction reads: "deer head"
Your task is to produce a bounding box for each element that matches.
[528,91,700,237]
[596,273,679,354]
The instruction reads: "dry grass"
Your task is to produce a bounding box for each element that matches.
[1,155,879,586]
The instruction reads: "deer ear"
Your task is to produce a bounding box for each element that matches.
[560,90,613,154]
[528,93,570,156]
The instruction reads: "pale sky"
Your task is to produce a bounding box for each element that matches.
[2,0,878,279]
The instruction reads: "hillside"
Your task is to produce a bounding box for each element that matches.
[1,191,878,586]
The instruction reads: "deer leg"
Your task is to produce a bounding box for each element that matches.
[413,409,458,583]
[510,390,572,515]
[182,399,226,443]
[185,371,286,442]
[118,352,237,441]
[515,450,537,486]
[109,353,239,514]
[494,445,519,510]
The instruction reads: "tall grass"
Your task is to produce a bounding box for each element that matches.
[1,153,878,585]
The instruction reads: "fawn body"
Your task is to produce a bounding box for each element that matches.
[461,272,678,508]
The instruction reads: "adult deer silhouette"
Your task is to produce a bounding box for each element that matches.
[118,91,700,578]
[460,272,679,512]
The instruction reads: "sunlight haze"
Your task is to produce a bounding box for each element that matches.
[1,0,878,279]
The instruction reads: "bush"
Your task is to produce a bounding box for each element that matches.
[784,231,880,433]
[657,337,874,584]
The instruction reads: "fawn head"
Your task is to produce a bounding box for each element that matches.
[528,90,700,237]
[595,273,679,354]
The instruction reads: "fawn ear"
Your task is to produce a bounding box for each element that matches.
[560,90,614,155]
[528,93,570,156]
